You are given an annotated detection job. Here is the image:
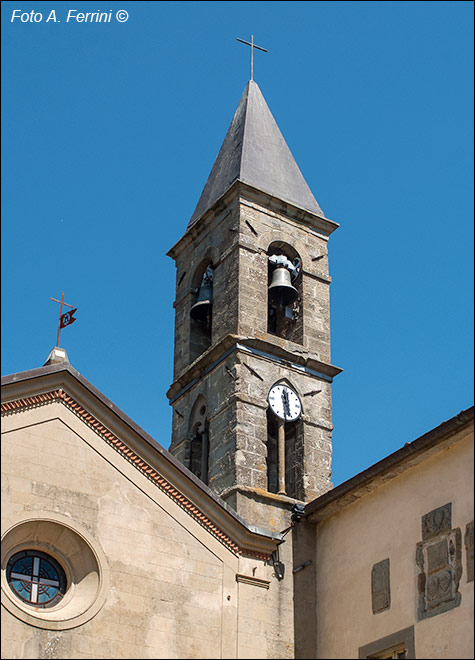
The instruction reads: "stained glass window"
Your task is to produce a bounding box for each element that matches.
[7,550,66,608]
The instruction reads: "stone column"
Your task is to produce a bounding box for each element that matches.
[277,417,286,494]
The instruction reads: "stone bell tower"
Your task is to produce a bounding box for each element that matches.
[167,80,341,527]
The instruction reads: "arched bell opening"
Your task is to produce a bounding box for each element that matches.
[284,417,304,500]
[267,242,303,345]
[189,260,214,363]
[266,409,279,494]
[187,396,210,485]
[265,406,303,499]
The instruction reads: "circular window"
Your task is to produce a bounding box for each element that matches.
[7,550,66,608]
[2,514,109,630]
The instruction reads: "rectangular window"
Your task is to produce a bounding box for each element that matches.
[367,646,406,659]
[359,626,415,659]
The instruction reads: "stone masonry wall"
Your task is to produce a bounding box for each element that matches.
[170,346,333,507]
[170,199,241,380]
[169,186,336,513]
[169,186,334,382]
[237,193,332,363]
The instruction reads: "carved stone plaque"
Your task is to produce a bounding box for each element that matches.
[416,503,462,620]
[426,539,449,574]
[371,558,390,614]
[426,568,454,609]
[422,503,452,541]
[465,520,474,582]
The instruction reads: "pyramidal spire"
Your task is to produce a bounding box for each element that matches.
[188,80,324,228]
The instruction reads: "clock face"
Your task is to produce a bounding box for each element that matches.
[268,384,302,422]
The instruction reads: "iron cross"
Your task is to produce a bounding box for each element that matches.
[49,291,77,347]
[236,35,268,81]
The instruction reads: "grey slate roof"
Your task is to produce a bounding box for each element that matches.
[188,80,324,229]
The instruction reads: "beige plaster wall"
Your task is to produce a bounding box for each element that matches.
[1,403,276,659]
[315,430,474,659]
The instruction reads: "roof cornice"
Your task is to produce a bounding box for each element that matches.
[167,180,339,262]
[305,406,474,524]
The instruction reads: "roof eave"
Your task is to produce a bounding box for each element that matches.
[168,179,339,260]
[304,406,474,524]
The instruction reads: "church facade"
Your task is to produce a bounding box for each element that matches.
[1,79,473,659]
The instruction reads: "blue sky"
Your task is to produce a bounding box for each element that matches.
[2,1,473,487]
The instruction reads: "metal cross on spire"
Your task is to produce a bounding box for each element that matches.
[236,34,268,81]
[49,291,77,347]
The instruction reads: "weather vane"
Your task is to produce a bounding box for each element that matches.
[49,292,77,347]
[236,34,268,81]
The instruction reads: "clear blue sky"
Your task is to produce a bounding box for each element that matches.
[2,1,473,487]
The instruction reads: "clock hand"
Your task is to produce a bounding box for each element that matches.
[282,389,290,419]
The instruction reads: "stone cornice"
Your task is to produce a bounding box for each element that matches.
[168,334,342,402]
[236,185,339,238]
[221,485,302,509]
[167,180,339,261]
[235,574,270,589]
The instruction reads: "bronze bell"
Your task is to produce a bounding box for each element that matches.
[190,280,213,325]
[268,266,298,306]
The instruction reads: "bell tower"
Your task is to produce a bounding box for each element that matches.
[167,80,341,527]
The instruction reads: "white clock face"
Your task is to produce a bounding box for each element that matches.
[268,384,302,422]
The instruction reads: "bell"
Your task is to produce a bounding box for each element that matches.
[190,280,213,324]
[268,266,298,306]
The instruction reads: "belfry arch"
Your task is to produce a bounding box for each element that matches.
[267,241,303,345]
[189,258,214,364]
[187,394,210,484]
